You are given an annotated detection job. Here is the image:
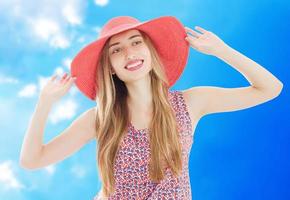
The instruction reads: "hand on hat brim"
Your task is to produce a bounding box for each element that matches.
[184,26,228,56]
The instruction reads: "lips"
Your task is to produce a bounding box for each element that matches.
[124,59,144,69]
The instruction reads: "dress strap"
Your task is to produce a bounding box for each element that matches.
[169,90,194,137]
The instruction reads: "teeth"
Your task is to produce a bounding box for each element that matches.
[126,60,143,69]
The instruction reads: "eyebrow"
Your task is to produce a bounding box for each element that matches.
[108,34,142,49]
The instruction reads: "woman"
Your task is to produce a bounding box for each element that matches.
[19,16,283,200]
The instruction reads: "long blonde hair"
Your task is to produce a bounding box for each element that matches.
[94,30,183,197]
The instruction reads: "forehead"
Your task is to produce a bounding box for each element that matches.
[109,29,142,44]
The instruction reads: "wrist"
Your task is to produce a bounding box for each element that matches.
[38,95,55,108]
[214,43,232,59]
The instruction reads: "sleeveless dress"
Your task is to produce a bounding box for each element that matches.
[93,90,194,200]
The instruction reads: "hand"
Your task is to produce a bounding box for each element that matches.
[39,73,76,104]
[184,26,229,56]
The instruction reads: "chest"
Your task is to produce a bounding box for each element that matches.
[128,101,152,130]
[129,105,199,137]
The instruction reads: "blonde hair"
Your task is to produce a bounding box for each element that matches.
[94,30,183,197]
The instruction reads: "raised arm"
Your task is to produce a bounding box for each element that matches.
[182,26,283,118]
[19,73,97,170]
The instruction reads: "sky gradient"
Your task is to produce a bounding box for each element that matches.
[0,0,289,199]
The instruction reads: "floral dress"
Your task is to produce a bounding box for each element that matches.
[94,90,194,200]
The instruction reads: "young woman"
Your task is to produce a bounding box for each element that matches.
[19,16,283,200]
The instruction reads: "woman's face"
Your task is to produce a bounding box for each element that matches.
[108,29,152,82]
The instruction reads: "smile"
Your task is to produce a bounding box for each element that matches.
[125,60,144,71]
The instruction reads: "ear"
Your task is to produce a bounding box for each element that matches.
[111,67,116,74]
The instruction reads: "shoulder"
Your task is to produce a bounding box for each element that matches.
[177,88,208,121]
[85,106,97,117]
[74,106,97,141]
[78,107,96,122]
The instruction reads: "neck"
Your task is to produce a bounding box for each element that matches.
[126,75,152,110]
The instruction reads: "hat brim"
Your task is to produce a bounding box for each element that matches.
[71,16,189,100]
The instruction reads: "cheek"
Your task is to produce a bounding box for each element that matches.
[110,56,123,70]
[144,49,152,64]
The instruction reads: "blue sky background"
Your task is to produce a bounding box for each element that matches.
[0,0,289,199]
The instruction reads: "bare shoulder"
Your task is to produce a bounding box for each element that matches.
[73,106,97,142]
[83,106,97,118]
[180,87,209,121]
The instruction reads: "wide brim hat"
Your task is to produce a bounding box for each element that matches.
[71,15,189,101]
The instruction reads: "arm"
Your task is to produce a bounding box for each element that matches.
[19,97,52,169]
[183,26,283,117]
[19,73,97,170]
[19,97,97,170]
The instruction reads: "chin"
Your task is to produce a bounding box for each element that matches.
[124,71,151,84]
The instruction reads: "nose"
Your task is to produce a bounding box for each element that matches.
[124,46,136,60]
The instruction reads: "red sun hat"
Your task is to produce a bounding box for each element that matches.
[71,15,189,101]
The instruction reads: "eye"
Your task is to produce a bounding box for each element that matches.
[111,48,121,54]
[133,41,142,45]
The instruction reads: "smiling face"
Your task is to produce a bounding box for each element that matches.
[107,29,152,82]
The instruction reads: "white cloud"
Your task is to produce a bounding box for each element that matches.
[17,74,56,99]
[31,18,60,41]
[37,76,51,92]
[70,165,86,178]
[0,160,24,190]
[50,34,70,49]
[29,18,69,49]
[0,0,86,49]
[62,4,82,26]
[54,67,65,77]
[94,0,109,7]
[62,58,72,70]
[49,98,78,124]
[0,73,19,84]
[44,165,56,175]
[18,84,37,98]
[27,18,70,49]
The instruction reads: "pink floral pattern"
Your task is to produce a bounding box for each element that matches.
[94,90,194,200]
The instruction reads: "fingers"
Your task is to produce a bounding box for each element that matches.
[63,74,76,86]
[50,74,58,82]
[63,76,77,91]
[185,35,198,49]
[195,26,208,34]
[60,73,68,84]
[185,26,208,38]
[185,27,201,38]
[50,73,76,86]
